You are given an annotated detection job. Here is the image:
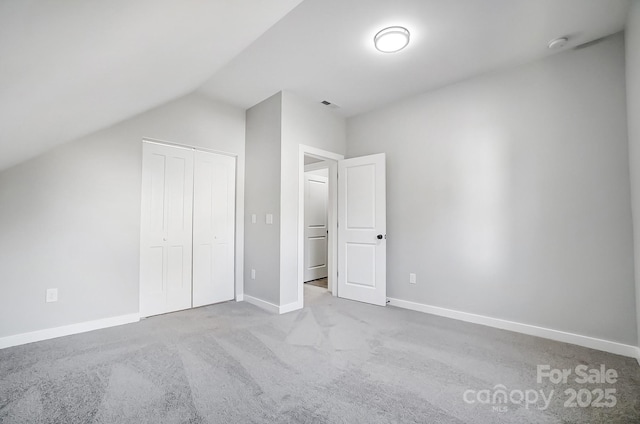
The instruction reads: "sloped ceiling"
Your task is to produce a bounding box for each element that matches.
[0,0,630,171]
[198,0,629,117]
[0,0,302,170]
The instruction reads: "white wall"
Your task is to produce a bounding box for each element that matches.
[347,33,636,345]
[242,91,345,309]
[280,92,346,306]
[244,93,282,304]
[627,0,640,350]
[0,92,246,338]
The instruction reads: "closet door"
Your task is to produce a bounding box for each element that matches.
[192,151,236,307]
[140,142,194,317]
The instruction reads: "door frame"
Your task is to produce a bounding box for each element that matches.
[297,145,344,307]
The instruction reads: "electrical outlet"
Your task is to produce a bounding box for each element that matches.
[266,213,273,225]
[251,214,257,224]
[409,273,416,284]
[46,288,58,303]
[251,269,256,280]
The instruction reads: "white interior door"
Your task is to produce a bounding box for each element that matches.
[140,142,194,317]
[304,173,328,282]
[338,153,386,306]
[193,151,236,307]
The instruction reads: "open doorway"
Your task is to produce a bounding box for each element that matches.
[296,145,387,309]
[297,145,343,306]
[303,156,330,290]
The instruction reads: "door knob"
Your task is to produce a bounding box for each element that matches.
[376,234,384,240]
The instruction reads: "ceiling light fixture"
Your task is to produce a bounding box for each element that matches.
[374,26,410,53]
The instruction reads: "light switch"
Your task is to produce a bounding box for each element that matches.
[266,214,273,225]
[251,214,257,224]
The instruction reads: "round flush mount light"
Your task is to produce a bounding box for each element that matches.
[374,26,410,53]
[548,37,568,49]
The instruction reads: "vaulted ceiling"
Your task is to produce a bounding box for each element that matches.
[0,0,303,170]
[0,0,630,171]
[199,0,629,116]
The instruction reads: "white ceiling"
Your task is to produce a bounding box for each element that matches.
[198,0,630,116]
[0,0,302,170]
[0,0,631,171]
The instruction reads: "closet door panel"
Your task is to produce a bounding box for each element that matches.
[193,151,236,307]
[140,142,194,317]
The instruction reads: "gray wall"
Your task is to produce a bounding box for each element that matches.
[280,91,346,306]
[244,91,346,307]
[244,93,283,304]
[0,92,245,338]
[627,0,640,349]
[347,33,636,345]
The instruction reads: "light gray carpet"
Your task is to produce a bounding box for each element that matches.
[1,285,639,423]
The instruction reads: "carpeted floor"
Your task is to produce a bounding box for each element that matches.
[1,285,639,423]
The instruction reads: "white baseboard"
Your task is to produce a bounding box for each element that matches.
[243,295,280,314]
[235,294,244,302]
[0,313,140,350]
[279,301,302,314]
[387,297,639,360]
[243,295,302,314]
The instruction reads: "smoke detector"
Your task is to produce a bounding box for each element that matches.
[548,37,568,49]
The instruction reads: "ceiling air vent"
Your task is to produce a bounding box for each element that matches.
[321,100,340,109]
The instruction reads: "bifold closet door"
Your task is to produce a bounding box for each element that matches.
[140,142,194,317]
[192,151,236,307]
